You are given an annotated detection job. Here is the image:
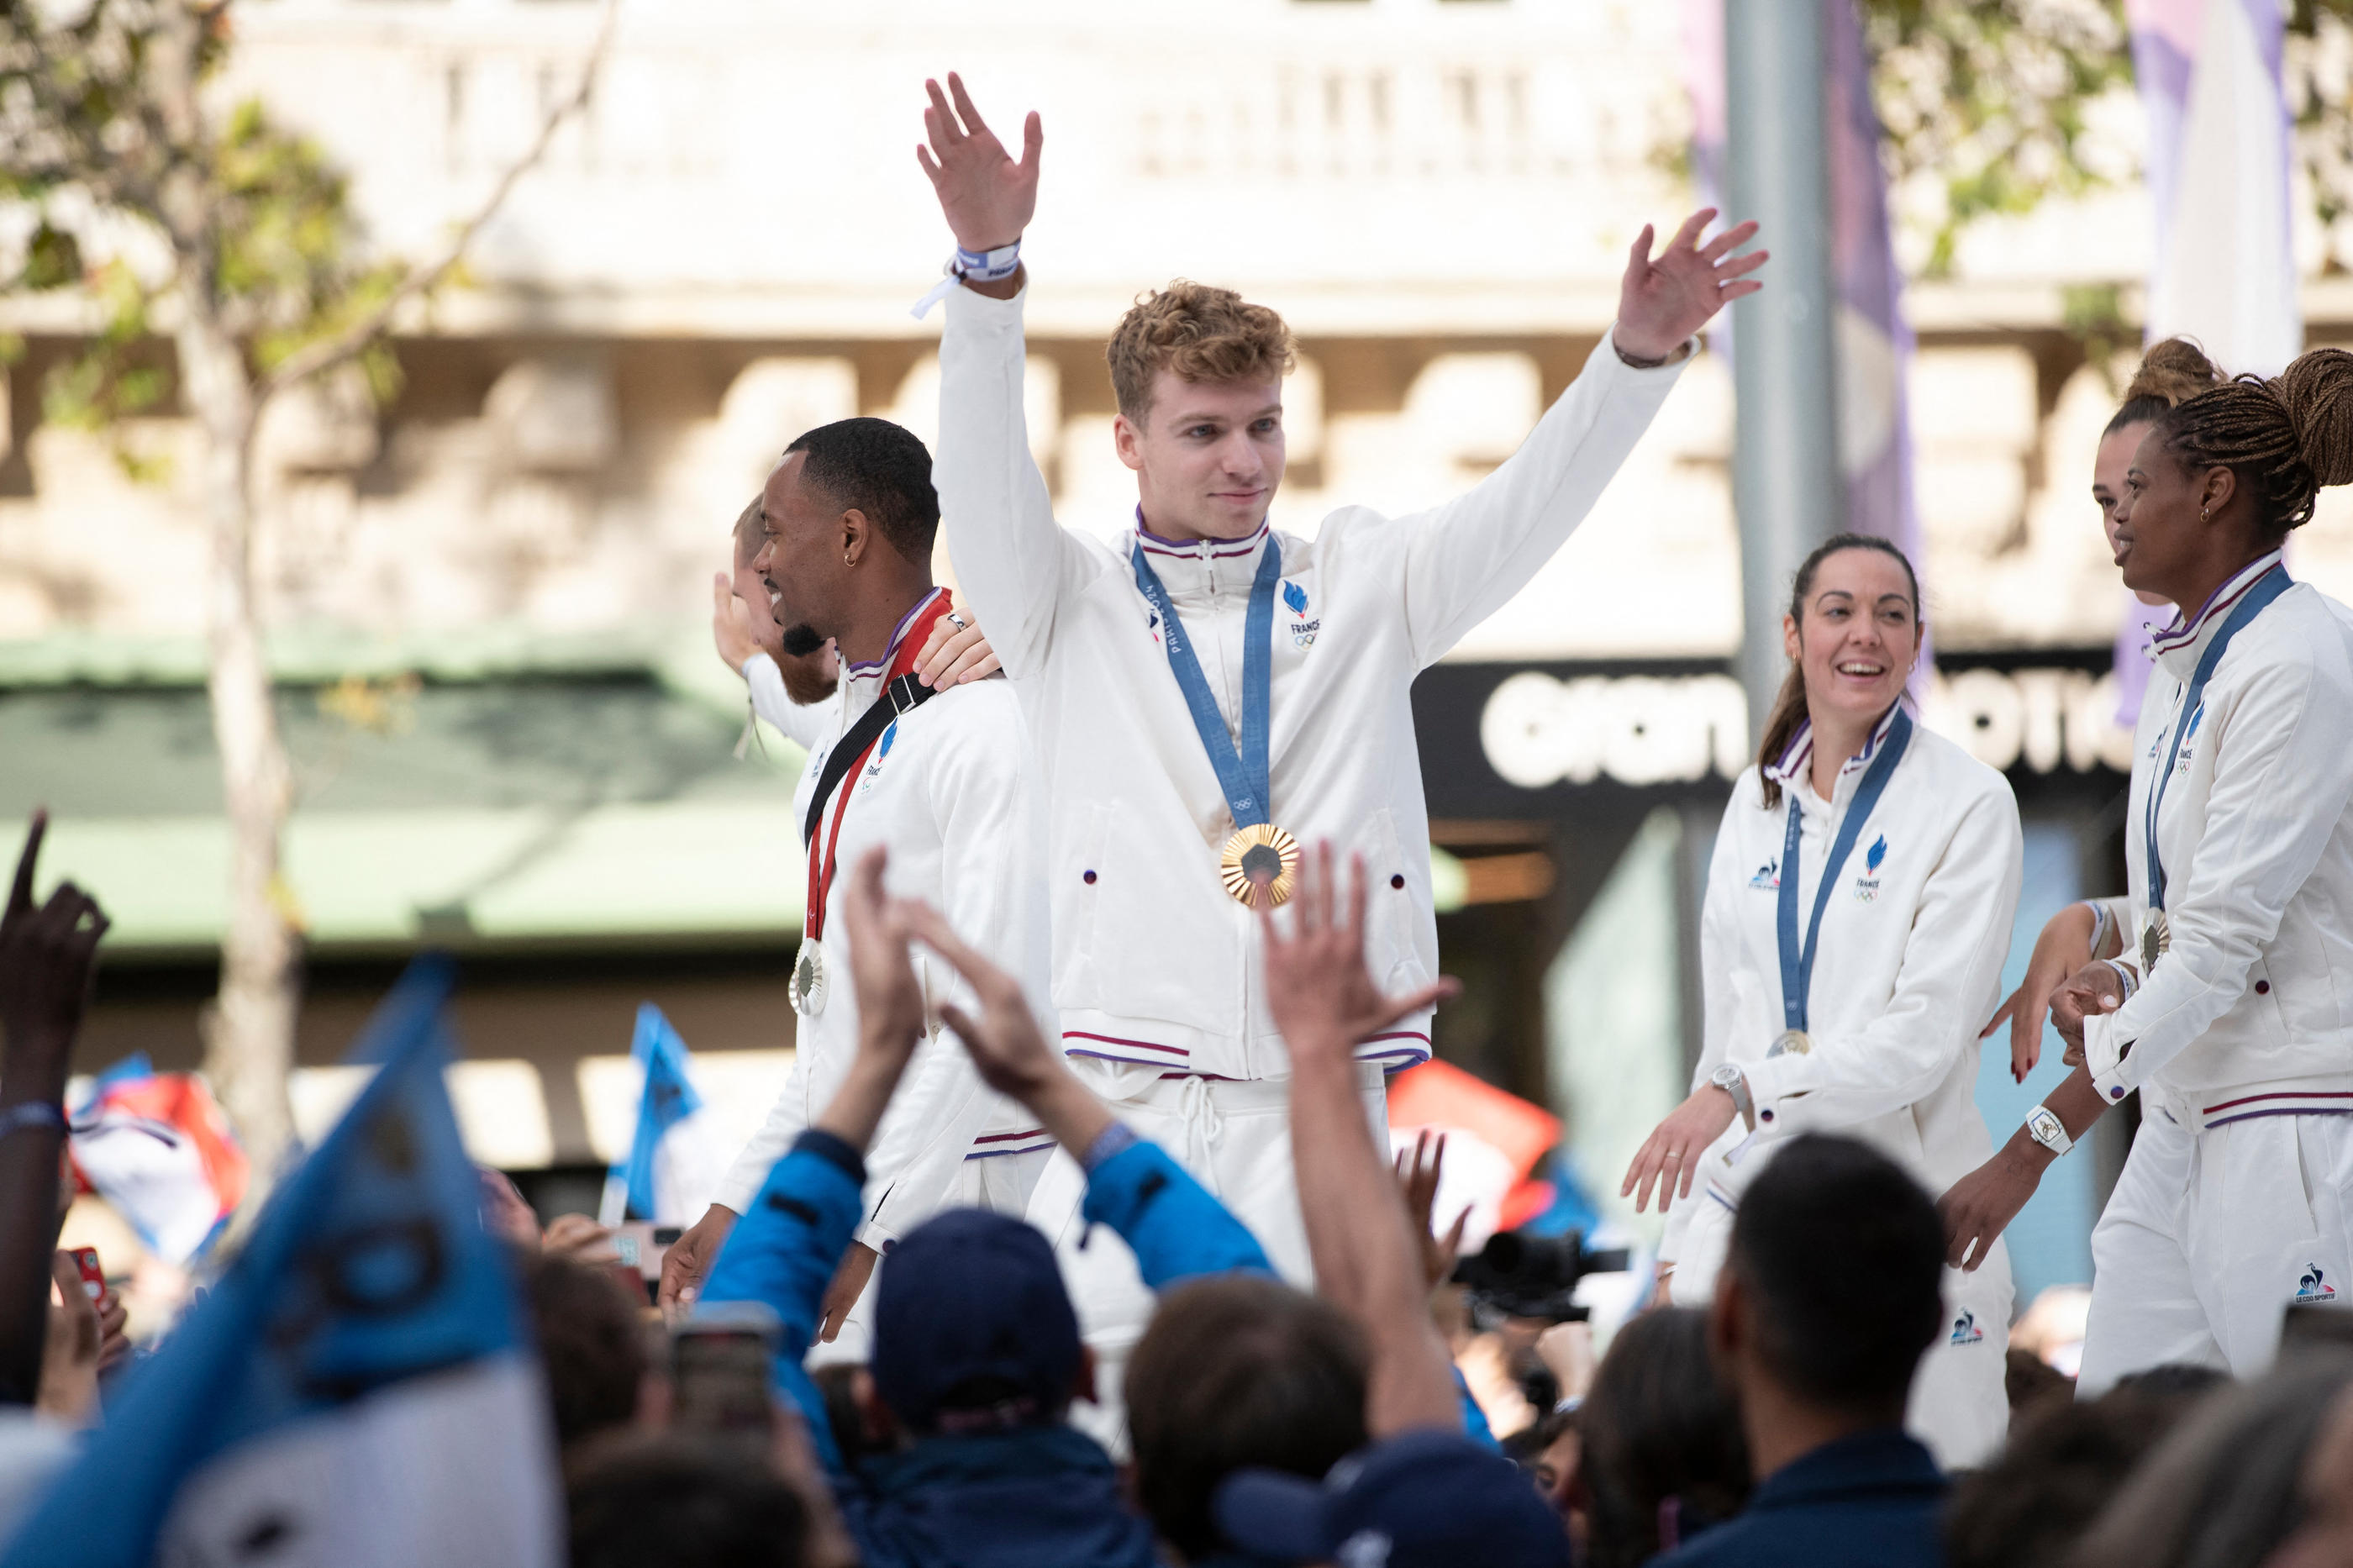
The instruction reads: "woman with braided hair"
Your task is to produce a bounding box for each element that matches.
[1982,339,2224,1087]
[1944,344,2353,1394]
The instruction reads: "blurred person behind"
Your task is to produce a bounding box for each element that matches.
[1654,1134,1948,1568]
[1983,343,2225,1086]
[697,846,1277,1567]
[1945,1371,2225,1568]
[567,1430,811,1568]
[524,1250,650,1455]
[0,814,110,1536]
[1944,346,2353,1397]
[0,814,108,1408]
[661,418,1052,1363]
[1124,1273,1369,1565]
[1628,533,2022,1468]
[2264,1365,2353,1568]
[1579,1307,1751,1568]
[2068,1348,2353,1568]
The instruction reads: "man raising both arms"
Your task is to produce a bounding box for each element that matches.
[916,73,1766,1429]
[661,418,1055,1353]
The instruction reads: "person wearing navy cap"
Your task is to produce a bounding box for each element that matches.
[699,845,1274,1568]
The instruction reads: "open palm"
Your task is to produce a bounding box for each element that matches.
[916,73,1041,254]
[1614,209,1767,363]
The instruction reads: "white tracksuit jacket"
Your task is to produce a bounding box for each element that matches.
[1661,706,2024,1274]
[712,592,1055,1244]
[933,282,1688,1081]
[1661,706,2022,1468]
[2083,554,2353,1124]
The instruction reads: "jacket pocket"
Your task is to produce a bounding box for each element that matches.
[1053,798,1234,1038]
[1355,808,1429,997]
[1050,800,1111,1008]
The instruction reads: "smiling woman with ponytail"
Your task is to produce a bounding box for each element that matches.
[1625,532,2027,1470]
[1943,344,2353,1402]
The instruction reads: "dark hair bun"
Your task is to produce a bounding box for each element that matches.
[2274,347,2353,490]
[2124,338,2224,409]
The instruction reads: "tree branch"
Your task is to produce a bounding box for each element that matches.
[256,0,619,402]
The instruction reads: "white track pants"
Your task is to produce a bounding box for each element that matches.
[1029,1065,1388,1455]
[806,1144,1052,1369]
[2077,1108,2353,1397]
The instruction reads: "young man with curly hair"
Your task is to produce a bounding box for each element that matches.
[914,72,1766,1438]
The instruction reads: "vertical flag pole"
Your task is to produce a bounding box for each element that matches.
[1725,0,1845,734]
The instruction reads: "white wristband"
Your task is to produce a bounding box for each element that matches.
[2083,900,2113,960]
[2100,957,2140,1002]
[2025,1105,2073,1157]
[911,239,1023,318]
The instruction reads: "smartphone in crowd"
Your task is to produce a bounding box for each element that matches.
[610,1223,682,1282]
[66,1247,110,1318]
[672,1301,782,1438]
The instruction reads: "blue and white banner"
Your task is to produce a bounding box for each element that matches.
[4,958,561,1568]
[602,1002,721,1225]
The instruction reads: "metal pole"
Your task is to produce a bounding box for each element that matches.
[1725,0,1844,735]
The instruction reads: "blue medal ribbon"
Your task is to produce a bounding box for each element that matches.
[2145,565,2291,912]
[1129,534,1282,829]
[1777,708,1913,1033]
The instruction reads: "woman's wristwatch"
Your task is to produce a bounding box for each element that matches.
[1710,1061,1757,1134]
[2025,1104,2073,1158]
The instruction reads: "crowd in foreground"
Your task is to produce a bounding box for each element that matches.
[7,817,2353,1568]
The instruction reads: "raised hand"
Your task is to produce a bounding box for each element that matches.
[1260,845,1457,1064]
[1396,1129,1470,1292]
[916,73,1041,255]
[1,812,110,1108]
[1613,209,1766,364]
[713,571,776,673]
[895,899,1055,1102]
[898,897,1114,1156]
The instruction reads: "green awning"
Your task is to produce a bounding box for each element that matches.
[2,624,811,954]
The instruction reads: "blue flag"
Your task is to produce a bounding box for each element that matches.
[614,1002,704,1222]
[3,957,561,1568]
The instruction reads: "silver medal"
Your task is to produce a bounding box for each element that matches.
[790,939,829,1017]
[2139,910,2171,975]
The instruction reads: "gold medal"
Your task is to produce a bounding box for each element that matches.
[1219,823,1301,908]
[1767,1029,1812,1058]
[790,939,829,1017]
[2140,910,2171,975]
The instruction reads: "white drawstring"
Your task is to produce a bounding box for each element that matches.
[1178,1075,1225,1194]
